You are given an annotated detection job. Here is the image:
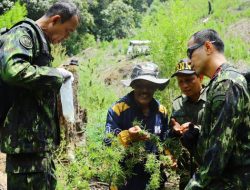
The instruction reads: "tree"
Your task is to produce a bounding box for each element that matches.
[100,1,135,41]
[123,0,151,27]
[0,1,27,29]
[88,0,151,39]
[124,0,149,12]
[88,0,114,38]
[0,0,14,15]
[17,0,94,55]
[1,0,153,54]
[62,0,94,55]
[19,0,53,20]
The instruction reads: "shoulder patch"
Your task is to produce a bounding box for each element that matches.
[159,104,167,116]
[19,35,33,49]
[112,102,130,116]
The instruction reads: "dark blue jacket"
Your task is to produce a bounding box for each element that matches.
[105,91,168,152]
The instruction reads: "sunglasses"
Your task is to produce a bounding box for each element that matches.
[187,41,216,59]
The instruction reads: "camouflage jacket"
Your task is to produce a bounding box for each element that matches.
[185,63,250,189]
[104,91,168,152]
[0,19,63,155]
[171,88,206,126]
[170,89,206,187]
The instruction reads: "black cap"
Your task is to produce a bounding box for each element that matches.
[171,58,196,77]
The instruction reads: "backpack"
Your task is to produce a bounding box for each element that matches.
[242,71,250,92]
[0,19,52,128]
[225,64,250,94]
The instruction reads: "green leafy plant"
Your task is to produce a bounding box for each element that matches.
[51,44,68,68]
[0,1,27,29]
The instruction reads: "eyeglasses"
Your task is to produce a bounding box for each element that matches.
[187,41,216,59]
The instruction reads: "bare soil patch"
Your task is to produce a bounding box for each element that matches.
[226,18,250,44]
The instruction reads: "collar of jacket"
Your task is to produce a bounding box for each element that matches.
[181,87,207,104]
[208,63,230,84]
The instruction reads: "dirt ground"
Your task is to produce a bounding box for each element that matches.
[98,57,152,98]
[0,153,6,190]
[226,18,250,44]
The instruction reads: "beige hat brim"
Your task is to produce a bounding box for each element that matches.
[121,75,169,91]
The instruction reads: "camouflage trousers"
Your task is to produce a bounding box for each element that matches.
[177,148,196,190]
[206,172,250,190]
[185,169,250,189]
[6,153,56,190]
[7,171,56,190]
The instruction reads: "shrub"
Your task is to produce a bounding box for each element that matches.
[100,1,136,41]
[0,1,27,28]
[51,44,68,68]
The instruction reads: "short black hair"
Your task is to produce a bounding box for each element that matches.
[191,29,224,53]
[45,0,80,23]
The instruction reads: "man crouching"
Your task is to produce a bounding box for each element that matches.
[104,62,169,190]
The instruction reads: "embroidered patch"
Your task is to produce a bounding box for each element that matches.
[19,35,33,49]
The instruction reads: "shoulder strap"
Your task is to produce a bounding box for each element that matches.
[221,63,235,71]
[223,64,250,78]
[223,63,250,91]
[221,63,243,77]
[243,72,250,83]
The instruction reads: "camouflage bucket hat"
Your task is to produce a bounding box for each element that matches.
[121,62,169,91]
[171,58,196,77]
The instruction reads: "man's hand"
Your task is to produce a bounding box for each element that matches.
[180,123,199,152]
[128,126,150,141]
[170,118,190,135]
[56,68,74,82]
[170,118,182,135]
[128,125,142,135]
[180,122,191,134]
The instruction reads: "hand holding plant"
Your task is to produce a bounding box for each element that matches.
[129,125,150,141]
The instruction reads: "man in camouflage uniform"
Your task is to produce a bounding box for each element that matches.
[169,59,206,190]
[183,29,250,189]
[0,1,79,189]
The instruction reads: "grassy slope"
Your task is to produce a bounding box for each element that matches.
[56,0,249,189]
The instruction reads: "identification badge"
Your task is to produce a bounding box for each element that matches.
[154,125,161,134]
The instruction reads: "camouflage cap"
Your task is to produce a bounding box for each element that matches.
[121,62,169,90]
[171,58,196,77]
